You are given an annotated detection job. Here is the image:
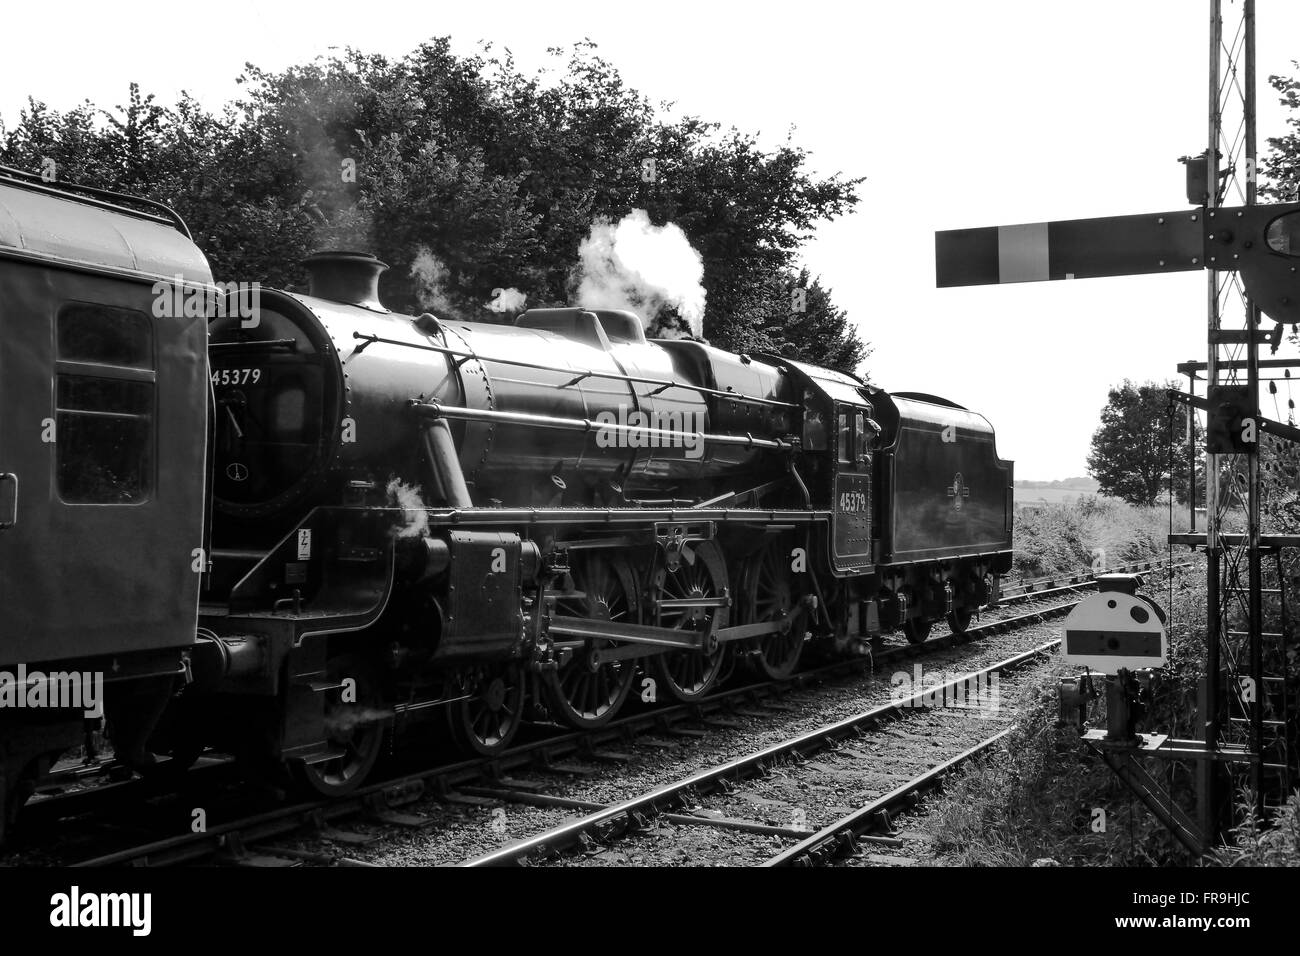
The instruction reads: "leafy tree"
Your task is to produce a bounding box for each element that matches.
[1086,380,1201,506]
[0,40,868,375]
[1261,64,1300,203]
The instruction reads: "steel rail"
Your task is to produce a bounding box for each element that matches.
[66,598,1075,867]
[66,657,877,866]
[763,727,1016,866]
[460,636,1063,867]
[998,557,1183,600]
[40,560,1182,859]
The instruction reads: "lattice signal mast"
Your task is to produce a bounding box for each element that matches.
[934,0,1298,851]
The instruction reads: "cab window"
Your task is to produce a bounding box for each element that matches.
[55,304,155,503]
[837,412,853,464]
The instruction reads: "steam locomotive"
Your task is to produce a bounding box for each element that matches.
[0,170,1013,835]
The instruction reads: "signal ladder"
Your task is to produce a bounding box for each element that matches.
[1222,549,1296,807]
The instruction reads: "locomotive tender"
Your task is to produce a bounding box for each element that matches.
[0,170,1013,831]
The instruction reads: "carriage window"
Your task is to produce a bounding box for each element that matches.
[55,305,155,503]
[853,411,867,462]
[838,412,853,464]
[57,305,152,368]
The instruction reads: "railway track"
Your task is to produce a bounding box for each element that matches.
[65,601,1073,867]
[764,727,1013,866]
[998,557,1173,601]
[458,641,1054,867]
[30,557,1181,867]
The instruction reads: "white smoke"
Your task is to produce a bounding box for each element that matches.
[573,209,706,339]
[410,246,455,315]
[486,287,527,313]
[386,477,430,539]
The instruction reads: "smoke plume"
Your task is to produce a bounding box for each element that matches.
[409,246,455,316]
[486,287,527,313]
[386,478,430,539]
[573,209,706,339]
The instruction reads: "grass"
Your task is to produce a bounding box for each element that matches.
[922,494,1298,867]
[924,563,1205,865]
[1012,496,1184,580]
[924,553,1299,867]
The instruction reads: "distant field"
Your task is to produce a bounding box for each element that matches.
[1014,486,1102,506]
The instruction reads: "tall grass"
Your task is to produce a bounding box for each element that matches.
[1012,496,1183,579]
[926,559,1299,867]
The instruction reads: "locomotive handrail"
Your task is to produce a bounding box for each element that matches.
[0,163,193,238]
[209,338,299,350]
[408,400,799,452]
[352,332,799,410]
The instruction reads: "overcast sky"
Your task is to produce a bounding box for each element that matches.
[5,0,1299,479]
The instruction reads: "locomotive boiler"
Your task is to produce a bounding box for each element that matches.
[206,252,796,540]
[0,169,1014,832]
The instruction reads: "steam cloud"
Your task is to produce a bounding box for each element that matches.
[573,209,706,339]
[410,246,455,316]
[386,478,430,539]
[486,287,527,313]
[325,706,393,733]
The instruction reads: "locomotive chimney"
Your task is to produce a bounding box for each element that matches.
[301,251,389,311]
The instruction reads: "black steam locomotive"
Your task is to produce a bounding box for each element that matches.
[0,171,1012,833]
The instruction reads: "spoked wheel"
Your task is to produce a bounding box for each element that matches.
[291,654,387,797]
[447,663,525,757]
[901,618,933,644]
[740,542,805,680]
[543,554,640,729]
[651,540,730,702]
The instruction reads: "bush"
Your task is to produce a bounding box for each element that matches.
[1212,792,1300,866]
[926,657,1197,866]
[1013,497,1180,579]
[927,564,1211,866]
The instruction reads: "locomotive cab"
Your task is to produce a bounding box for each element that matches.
[209,300,338,526]
[759,356,878,574]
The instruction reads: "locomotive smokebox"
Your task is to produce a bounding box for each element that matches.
[302,250,389,311]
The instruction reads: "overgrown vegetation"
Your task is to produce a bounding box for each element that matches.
[1012,496,1180,580]
[926,564,1214,865]
[1210,795,1300,866]
[928,552,1298,867]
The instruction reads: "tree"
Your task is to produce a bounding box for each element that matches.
[1261,64,1300,203]
[0,40,869,376]
[1087,380,1201,506]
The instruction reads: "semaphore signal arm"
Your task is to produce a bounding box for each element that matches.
[936,200,1300,327]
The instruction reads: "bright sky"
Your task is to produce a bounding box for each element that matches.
[5,0,1300,480]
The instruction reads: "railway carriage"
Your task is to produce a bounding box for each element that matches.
[0,170,209,839]
[0,169,1014,834]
